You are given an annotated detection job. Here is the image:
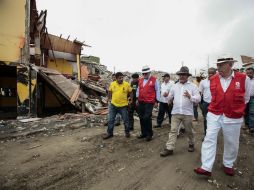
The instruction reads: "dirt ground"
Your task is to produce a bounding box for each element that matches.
[0,114,254,190]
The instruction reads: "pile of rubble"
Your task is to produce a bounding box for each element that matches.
[80,69,179,114]
[0,113,108,140]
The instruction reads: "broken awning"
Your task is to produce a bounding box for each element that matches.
[32,65,87,108]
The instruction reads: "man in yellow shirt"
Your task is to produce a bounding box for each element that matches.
[103,72,133,139]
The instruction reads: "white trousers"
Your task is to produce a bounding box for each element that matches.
[201,114,241,172]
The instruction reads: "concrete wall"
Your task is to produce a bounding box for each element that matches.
[47,58,73,77]
[0,0,26,62]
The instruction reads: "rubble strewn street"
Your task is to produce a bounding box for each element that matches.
[0,112,254,189]
[1,1,254,190]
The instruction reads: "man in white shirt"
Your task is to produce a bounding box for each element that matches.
[195,55,250,177]
[244,67,254,133]
[160,66,201,156]
[199,67,216,137]
[154,73,174,128]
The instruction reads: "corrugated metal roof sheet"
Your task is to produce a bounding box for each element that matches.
[41,33,83,54]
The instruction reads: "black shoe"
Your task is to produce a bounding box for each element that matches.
[180,128,186,134]
[137,135,146,139]
[103,134,113,140]
[154,125,161,128]
[160,149,173,157]
[125,133,130,138]
[146,136,152,141]
[188,144,195,152]
[249,128,254,133]
[115,122,121,126]
[129,127,134,131]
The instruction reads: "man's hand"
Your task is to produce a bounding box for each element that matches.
[136,100,139,107]
[154,102,158,108]
[163,92,169,97]
[183,90,191,99]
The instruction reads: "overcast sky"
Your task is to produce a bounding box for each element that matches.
[37,0,254,74]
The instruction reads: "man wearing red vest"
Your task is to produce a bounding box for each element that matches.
[195,55,250,177]
[136,65,160,141]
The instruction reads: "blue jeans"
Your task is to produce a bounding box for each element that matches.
[107,104,129,135]
[108,103,121,124]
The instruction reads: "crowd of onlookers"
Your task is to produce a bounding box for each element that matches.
[102,54,254,177]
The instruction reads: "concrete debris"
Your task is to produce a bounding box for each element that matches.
[19,118,42,123]
[0,113,107,140]
[118,167,125,172]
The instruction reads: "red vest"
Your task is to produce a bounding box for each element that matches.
[138,76,156,103]
[208,72,246,118]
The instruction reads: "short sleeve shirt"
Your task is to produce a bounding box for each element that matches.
[109,81,132,107]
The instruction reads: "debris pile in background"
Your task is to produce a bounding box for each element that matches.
[0,113,107,140]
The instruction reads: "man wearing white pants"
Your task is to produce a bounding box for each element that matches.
[194,55,250,176]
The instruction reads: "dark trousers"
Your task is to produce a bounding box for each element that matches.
[138,102,154,137]
[245,97,254,129]
[107,104,129,136]
[128,103,137,129]
[201,101,209,135]
[193,104,198,120]
[157,102,172,126]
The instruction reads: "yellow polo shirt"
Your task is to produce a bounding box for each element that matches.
[109,81,132,107]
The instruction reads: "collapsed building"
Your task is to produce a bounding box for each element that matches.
[0,0,111,120]
[0,0,182,121]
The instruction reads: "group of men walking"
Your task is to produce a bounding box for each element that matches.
[102,54,254,177]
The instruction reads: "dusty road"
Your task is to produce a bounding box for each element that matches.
[0,116,254,190]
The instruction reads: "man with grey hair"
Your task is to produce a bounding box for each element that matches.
[195,55,250,177]
[199,67,217,138]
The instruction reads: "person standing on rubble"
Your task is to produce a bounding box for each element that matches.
[128,73,139,131]
[194,55,250,177]
[136,65,160,141]
[103,72,133,139]
[160,66,201,157]
[154,73,174,128]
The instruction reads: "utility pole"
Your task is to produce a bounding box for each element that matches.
[181,61,184,67]
[113,66,115,74]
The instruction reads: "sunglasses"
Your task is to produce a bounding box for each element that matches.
[142,73,148,75]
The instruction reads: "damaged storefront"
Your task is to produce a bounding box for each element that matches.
[0,0,113,120]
